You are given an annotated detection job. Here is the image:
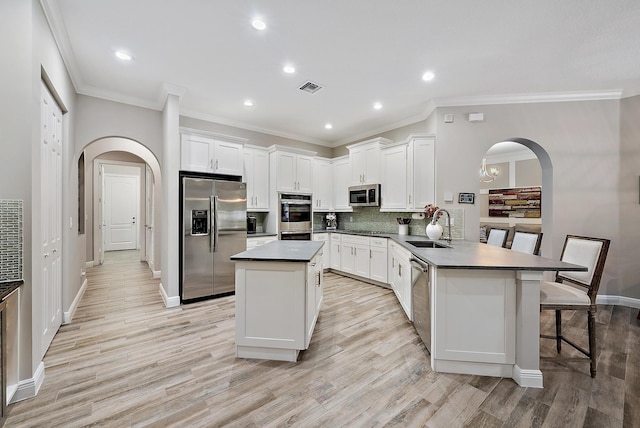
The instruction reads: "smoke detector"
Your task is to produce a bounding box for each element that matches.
[298,81,323,94]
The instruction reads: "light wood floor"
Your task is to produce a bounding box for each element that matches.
[5,250,640,427]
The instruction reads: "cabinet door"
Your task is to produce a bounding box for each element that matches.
[296,155,314,193]
[340,243,355,274]
[181,134,213,172]
[252,150,269,209]
[363,143,381,184]
[313,159,333,211]
[213,140,243,176]
[381,145,408,209]
[332,158,352,211]
[353,243,370,278]
[330,239,341,270]
[370,245,388,283]
[313,233,330,269]
[350,146,365,184]
[275,151,297,191]
[411,137,435,209]
[398,256,412,320]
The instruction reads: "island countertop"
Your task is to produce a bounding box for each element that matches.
[231,240,324,262]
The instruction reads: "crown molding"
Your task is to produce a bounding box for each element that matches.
[433,90,623,108]
[40,0,83,92]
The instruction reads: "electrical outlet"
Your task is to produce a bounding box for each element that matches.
[349,216,353,222]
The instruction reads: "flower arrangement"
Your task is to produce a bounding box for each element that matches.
[424,204,440,220]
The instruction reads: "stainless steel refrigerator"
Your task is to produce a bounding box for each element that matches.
[180,172,246,302]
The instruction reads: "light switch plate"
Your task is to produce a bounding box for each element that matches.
[444,192,454,202]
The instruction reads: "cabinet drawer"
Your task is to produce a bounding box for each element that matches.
[341,234,370,245]
[370,237,387,248]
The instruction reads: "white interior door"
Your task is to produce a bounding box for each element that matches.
[40,81,62,355]
[104,170,140,251]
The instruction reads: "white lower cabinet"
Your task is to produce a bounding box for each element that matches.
[313,233,331,270]
[369,237,388,283]
[330,234,342,270]
[235,251,323,362]
[388,241,412,320]
[332,234,388,284]
[341,235,370,277]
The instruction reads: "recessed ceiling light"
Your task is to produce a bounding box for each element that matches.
[373,102,383,110]
[283,65,296,74]
[251,18,266,30]
[325,123,333,129]
[115,50,132,61]
[244,99,254,107]
[422,71,435,81]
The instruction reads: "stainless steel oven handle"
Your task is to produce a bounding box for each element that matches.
[410,257,429,272]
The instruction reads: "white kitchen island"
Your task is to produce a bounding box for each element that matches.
[394,238,586,388]
[230,240,324,362]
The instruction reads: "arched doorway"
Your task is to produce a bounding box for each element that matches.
[81,137,162,275]
[480,138,553,256]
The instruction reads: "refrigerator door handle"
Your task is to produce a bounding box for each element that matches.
[210,195,219,253]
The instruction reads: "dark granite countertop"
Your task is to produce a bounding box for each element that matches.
[314,229,586,272]
[231,241,324,262]
[0,280,23,301]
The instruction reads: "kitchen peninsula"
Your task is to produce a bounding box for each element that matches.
[231,240,324,362]
[232,234,585,388]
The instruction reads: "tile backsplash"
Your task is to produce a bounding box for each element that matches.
[316,207,465,239]
[0,199,23,282]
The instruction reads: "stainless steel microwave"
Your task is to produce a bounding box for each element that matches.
[349,184,381,207]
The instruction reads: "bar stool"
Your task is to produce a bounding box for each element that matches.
[539,235,610,377]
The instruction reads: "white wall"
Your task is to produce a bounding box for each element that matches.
[433,100,624,298]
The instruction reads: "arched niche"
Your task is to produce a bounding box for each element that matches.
[480,138,553,256]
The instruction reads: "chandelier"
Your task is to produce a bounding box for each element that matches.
[479,158,500,182]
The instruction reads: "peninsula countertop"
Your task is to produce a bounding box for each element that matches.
[231,240,324,262]
[316,230,586,272]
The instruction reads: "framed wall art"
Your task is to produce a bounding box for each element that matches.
[458,192,475,204]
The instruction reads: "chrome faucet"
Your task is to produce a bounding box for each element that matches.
[430,208,452,243]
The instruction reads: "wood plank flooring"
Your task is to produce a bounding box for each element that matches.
[5,250,640,427]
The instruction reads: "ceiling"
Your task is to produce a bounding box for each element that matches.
[42,0,640,147]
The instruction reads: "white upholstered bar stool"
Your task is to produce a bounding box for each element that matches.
[486,227,509,247]
[511,231,543,255]
[539,235,610,377]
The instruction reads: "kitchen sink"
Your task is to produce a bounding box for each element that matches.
[406,240,449,249]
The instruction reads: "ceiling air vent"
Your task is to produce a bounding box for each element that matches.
[298,81,323,94]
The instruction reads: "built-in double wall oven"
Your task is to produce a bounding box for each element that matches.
[279,193,312,240]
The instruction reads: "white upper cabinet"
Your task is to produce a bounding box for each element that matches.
[331,156,352,211]
[313,158,333,211]
[269,146,315,193]
[181,131,244,176]
[243,146,270,211]
[409,135,436,209]
[347,137,393,185]
[381,134,435,211]
[381,144,408,210]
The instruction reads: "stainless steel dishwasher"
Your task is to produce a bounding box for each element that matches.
[410,257,431,353]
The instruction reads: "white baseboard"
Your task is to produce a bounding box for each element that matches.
[159,282,180,308]
[512,365,544,389]
[64,277,88,324]
[85,261,94,268]
[11,361,45,403]
[597,294,640,309]
[152,270,161,279]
